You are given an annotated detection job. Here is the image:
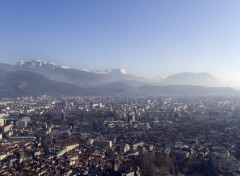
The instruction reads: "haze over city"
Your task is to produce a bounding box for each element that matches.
[3,1,240,176]
[1,0,240,81]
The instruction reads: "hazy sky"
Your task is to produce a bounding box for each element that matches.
[0,0,240,80]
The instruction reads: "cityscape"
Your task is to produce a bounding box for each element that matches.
[0,95,240,175]
[1,1,240,176]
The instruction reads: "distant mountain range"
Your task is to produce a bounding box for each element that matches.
[0,60,148,87]
[0,60,239,98]
[0,69,83,97]
[0,60,224,87]
[161,72,224,87]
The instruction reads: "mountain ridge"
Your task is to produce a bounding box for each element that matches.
[0,68,239,98]
[0,60,232,88]
[0,69,84,97]
[12,60,147,87]
[161,72,223,87]
[16,60,129,75]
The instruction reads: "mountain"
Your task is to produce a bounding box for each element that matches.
[0,60,228,88]
[0,63,19,72]
[0,69,83,98]
[0,68,239,98]
[10,60,148,87]
[161,72,223,87]
[0,60,227,87]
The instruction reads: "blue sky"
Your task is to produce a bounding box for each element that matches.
[0,0,240,80]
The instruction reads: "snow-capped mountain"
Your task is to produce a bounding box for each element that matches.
[16,60,129,75]
[117,68,128,75]
[0,60,239,98]
[16,60,68,70]
[17,60,55,67]
[0,68,238,98]
[12,60,145,87]
[0,60,228,88]
[93,68,129,75]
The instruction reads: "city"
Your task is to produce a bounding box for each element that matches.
[0,95,240,175]
[1,1,240,175]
